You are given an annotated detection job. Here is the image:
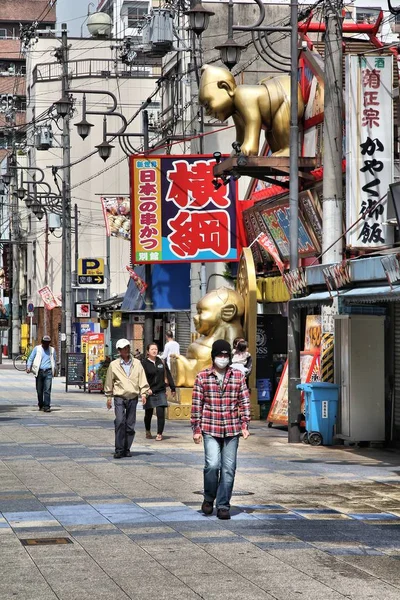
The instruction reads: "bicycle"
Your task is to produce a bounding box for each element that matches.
[13,345,33,372]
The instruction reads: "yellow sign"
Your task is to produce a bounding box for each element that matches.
[78,258,104,277]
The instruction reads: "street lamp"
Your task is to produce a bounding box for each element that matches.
[215,0,245,70]
[75,94,93,140]
[185,1,215,36]
[95,117,115,162]
[1,172,11,186]
[54,95,73,118]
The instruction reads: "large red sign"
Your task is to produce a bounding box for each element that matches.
[130,155,240,263]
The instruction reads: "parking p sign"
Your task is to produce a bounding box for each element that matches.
[78,258,105,287]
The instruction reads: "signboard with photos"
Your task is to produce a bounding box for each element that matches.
[267,316,322,427]
[130,155,240,264]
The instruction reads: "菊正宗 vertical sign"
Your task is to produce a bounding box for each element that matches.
[130,155,239,263]
[346,55,393,248]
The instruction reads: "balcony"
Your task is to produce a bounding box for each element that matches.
[32,58,161,84]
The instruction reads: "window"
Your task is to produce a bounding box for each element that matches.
[0,29,7,39]
[127,6,148,29]
[356,7,380,24]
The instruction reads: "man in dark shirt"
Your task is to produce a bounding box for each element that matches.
[141,342,176,441]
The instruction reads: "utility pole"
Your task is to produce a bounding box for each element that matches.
[10,156,20,357]
[322,1,343,264]
[321,1,343,360]
[60,23,72,373]
[287,0,301,443]
[142,109,153,350]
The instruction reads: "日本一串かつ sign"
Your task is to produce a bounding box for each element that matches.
[131,155,239,263]
[346,55,393,248]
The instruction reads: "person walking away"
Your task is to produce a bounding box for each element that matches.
[231,339,253,385]
[142,342,176,441]
[191,339,250,520]
[26,335,57,412]
[161,331,180,369]
[104,339,150,459]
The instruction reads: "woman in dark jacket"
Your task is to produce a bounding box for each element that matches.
[142,342,176,441]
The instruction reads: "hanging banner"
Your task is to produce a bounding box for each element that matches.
[346,55,393,248]
[38,286,60,310]
[130,155,239,263]
[126,265,147,293]
[257,232,285,274]
[101,196,131,240]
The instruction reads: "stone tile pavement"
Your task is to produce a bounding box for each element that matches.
[1,365,400,598]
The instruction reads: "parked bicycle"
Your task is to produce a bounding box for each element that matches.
[13,345,33,371]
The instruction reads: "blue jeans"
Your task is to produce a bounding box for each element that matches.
[203,434,239,510]
[36,369,53,409]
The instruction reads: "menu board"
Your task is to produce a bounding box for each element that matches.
[66,353,86,392]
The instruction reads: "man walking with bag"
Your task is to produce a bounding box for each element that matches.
[191,339,250,520]
[26,335,57,412]
[104,339,150,459]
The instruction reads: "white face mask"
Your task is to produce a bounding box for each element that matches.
[214,357,230,369]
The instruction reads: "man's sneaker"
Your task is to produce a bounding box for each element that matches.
[217,508,231,520]
[124,450,132,457]
[201,500,214,515]
[38,406,43,411]
[43,408,51,413]
[113,452,123,459]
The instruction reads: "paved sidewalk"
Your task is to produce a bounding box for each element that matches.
[1,368,400,599]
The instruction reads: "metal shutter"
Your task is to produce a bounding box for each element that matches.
[175,311,191,356]
[394,304,400,433]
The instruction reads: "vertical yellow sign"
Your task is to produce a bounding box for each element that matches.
[133,158,162,262]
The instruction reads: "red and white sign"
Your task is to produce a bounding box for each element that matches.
[126,265,147,294]
[75,302,91,319]
[38,286,60,311]
[346,55,393,248]
[257,232,285,274]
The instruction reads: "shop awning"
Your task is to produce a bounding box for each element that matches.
[290,291,338,307]
[340,285,400,303]
[290,285,400,307]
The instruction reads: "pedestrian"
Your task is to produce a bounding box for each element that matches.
[191,339,250,520]
[142,342,176,441]
[26,335,57,412]
[231,339,253,385]
[161,331,180,368]
[104,339,150,459]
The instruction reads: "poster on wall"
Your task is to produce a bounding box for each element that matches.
[346,55,393,248]
[304,315,322,351]
[131,155,239,264]
[266,351,321,426]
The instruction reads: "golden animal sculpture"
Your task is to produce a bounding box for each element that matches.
[199,64,305,156]
[171,287,245,388]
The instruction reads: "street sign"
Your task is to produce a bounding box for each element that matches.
[77,258,105,287]
[27,301,34,318]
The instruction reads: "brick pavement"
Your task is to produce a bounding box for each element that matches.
[1,366,400,599]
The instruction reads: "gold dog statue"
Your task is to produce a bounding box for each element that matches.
[199,64,305,156]
[170,287,245,388]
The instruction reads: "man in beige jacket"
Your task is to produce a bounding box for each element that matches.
[104,339,150,459]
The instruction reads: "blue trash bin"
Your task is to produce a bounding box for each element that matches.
[297,382,339,446]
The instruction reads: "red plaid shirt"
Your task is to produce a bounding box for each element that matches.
[191,366,250,437]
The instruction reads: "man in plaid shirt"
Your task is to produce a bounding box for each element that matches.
[191,339,250,520]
